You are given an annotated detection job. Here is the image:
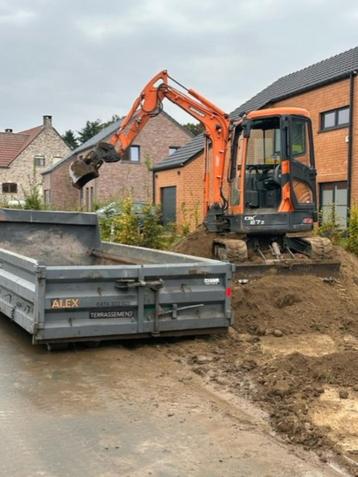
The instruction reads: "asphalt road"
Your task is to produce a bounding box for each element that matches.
[0,316,348,477]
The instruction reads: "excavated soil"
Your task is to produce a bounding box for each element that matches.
[172,228,358,474]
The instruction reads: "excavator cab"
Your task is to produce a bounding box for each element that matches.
[210,108,333,261]
[225,108,317,235]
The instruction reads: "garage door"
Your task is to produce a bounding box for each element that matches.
[161,186,176,224]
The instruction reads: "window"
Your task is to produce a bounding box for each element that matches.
[34,155,46,167]
[44,189,51,205]
[123,145,140,162]
[320,181,348,227]
[2,183,17,194]
[320,106,350,131]
[246,117,281,165]
[291,119,306,156]
[169,146,179,155]
[84,186,95,211]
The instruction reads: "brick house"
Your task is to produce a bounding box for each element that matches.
[153,46,358,229]
[42,111,192,211]
[0,115,70,203]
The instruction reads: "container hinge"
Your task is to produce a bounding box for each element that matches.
[10,305,16,321]
[115,278,164,337]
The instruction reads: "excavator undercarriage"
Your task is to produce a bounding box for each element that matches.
[212,234,339,277]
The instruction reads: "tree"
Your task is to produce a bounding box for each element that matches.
[62,129,79,150]
[77,120,103,144]
[182,122,204,136]
[101,114,121,129]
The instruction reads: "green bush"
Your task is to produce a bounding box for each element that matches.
[99,197,179,250]
[346,205,358,256]
[112,198,142,245]
[22,178,46,210]
[316,205,343,244]
[140,204,166,249]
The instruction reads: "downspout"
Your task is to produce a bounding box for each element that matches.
[152,170,156,204]
[347,71,356,212]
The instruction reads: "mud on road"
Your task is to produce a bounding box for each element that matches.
[0,318,346,477]
[173,235,358,476]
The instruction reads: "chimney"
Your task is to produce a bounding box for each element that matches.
[5,128,13,133]
[43,115,52,128]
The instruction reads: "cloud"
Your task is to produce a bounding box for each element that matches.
[0,5,36,25]
[0,0,356,133]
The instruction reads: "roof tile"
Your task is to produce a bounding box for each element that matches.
[154,46,358,171]
[0,126,43,167]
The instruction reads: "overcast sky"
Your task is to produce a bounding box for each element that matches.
[0,0,357,134]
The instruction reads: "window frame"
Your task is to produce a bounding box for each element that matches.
[320,106,350,132]
[123,145,140,163]
[34,155,46,167]
[2,182,18,194]
[290,117,307,158]
[319,181,348,227]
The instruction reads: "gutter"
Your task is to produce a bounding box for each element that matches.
[347,70,356,212]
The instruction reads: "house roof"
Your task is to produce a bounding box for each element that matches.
[0,125,43,167]
[153,46,358,172]
[153,133,204,171]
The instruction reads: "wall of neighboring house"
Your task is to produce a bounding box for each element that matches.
[155,77,358,230]
[270,77,355,225]
[42,158,79,210]
[81,113,191,210]
[43,112,192,212]
[0,126,70,202]
[154,153,205,230]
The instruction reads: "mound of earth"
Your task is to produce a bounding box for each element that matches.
[174,226,214,258]
[171,230,358,473]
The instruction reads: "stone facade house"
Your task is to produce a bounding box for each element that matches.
[42,111,192,211]
[0,115,70,203]
[153,46,358,230]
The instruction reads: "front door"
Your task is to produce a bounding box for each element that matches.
[161,186,176,224]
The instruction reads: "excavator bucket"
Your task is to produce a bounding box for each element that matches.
[70,152,100,189]
[69,143,120,189]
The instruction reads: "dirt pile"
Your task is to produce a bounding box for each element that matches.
[231,253,358,338]
[171,230,358,471]
[174,226,214,258]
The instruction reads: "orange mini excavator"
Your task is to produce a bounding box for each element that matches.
[70,70,333,263]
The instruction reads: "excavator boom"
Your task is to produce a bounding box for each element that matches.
[70,70,231,212]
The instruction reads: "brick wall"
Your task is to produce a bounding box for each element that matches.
[44,112,192,211]
[154,153,205,230]
[0,125,70,202]
[42,159,80,210]
[351,76,358,205]
[271,79,351,187]
[156,77,358,230]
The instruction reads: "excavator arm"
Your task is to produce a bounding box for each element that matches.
[70,70,231,210]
